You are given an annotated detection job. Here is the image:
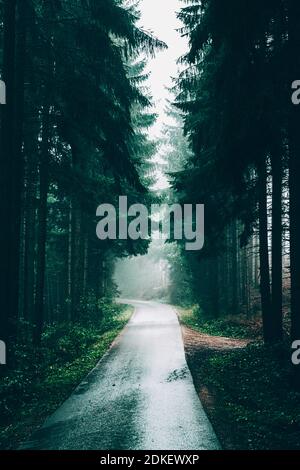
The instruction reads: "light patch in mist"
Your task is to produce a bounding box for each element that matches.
[138,0,188,190]
[114,240,169,300]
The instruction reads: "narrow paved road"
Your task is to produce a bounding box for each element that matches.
[22,301,220,450]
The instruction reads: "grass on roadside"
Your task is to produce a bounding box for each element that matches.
[178,305,262,339]
[194,343,300,449]
[0,303,133,450]
[179,305,300,450]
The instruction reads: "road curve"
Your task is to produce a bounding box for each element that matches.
[22,300,220,450]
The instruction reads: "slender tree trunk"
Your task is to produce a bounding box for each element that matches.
[241,246,248,314]
[10,0,28,336]
[70,144,83,320]
[257,160,273,343]
[249,234,256,313]
[231,220,238,315]
[243,246,250,317]
[67,201,72,321]
[23,147,37,323]
[237,235,242,303]
[271,148,283,341]
[101,259,106,298]
[33,105,50,345]
[254,231,260,289]
[71,200,82,319]
[83,234,88,297]
[0,0,17,358]
[211,257,220,317]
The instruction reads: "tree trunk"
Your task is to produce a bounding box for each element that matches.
[231,220,238,315]
[257,161,273,343]
[67,201,72,321]
[70,144,83,320]
[11,0,27,330]
[0,0,17,357]
[83,234,89,297]
[23,145,38,324]
[211,257,220,317]
[33,105,50,345]
[271,149,283,342]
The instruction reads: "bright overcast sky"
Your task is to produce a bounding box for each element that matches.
[138,0,187,137]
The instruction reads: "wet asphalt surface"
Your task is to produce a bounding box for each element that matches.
[22,300,221,450]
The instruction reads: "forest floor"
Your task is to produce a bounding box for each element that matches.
[178,307,300,450]
[0,304,134,450]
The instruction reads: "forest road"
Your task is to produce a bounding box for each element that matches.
[22,300,221,450]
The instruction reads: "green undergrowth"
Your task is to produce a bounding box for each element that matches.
[178,305,262,339]
[178,305,300,449]
[193,343,300,449]
[0,302,133,450]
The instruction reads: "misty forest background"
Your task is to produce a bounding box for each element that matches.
[1,0,300,450]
